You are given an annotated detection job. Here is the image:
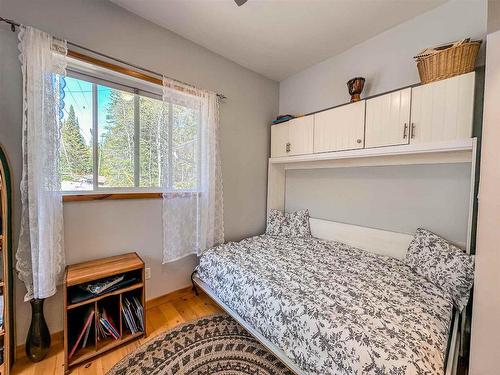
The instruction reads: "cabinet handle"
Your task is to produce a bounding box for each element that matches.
[410,123,416,139]
[286,142,291,153]
[356,139,362,144]
[403,123,408,139]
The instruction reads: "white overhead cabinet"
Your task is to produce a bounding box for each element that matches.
[288,116,314,156]
[314,100,365,153]
[365,88,411,148]
[270,122,288,158]
[409,72,475,144]
[270,72,476,158]
[270,116,313,157]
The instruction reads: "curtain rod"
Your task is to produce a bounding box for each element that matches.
[0,16,227,100]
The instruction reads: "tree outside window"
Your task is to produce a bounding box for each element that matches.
[60,75,200,192]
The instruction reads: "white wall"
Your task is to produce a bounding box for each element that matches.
[0,0,278,343]
[285,164,472,247]
[279,0,487,115]
[469,25,500,375]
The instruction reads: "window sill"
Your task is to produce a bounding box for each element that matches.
[62,191,200,202]
[62,192,163,202]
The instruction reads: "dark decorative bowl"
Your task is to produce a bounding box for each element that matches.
[347,77,365,102]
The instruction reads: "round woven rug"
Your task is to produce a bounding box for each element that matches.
[107,313,294,375]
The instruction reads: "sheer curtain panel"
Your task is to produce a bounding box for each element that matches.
[162,78,224,263]
[16,26,67,301]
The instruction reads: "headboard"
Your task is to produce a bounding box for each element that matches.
[309,218,413,259]
[287,164,471,248]
[268,139,477,253]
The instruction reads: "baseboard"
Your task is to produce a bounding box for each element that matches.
[15,285,198,360]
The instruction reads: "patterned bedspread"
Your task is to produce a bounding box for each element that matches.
[197,235,453,375]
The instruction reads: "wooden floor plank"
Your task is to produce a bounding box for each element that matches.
[32,349,58,375]
[100,347,124,374]
[171,297,202,322]
[145,306,168,338]
[12,290,213,375]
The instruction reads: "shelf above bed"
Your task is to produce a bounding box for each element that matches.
[269,138,476,169]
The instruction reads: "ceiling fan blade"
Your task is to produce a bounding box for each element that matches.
[234,0,248,6]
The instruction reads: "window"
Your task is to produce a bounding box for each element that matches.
[60,68,200,193]
[60,76,93,190]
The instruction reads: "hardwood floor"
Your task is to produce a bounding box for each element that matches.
[12,288,221,375]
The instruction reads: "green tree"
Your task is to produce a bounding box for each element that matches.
[60,105,92,181]
[139,99,198,190]
[139,95,167,187]
[98,87,199,190]
[171,103,198,190]
[99,89,135,187]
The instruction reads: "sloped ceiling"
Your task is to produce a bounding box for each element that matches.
[111,0,446,81]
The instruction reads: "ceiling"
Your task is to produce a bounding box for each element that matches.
[111,0,446,81]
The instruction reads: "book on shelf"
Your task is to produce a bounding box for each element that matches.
[132,296,144,332]
[122,296,144,334]
[81,318,92,348]
[69,307,95,359]
[96,310,107,340]
[69,276,139,305]
[97,307,120,341]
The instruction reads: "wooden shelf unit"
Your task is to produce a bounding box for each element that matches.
[63,253,146,373]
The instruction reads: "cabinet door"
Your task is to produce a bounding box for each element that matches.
[270,123,289,158]
[410,72,475,144]
[365,88,411,148]
[314,101,365,153]
[288,116,314,156]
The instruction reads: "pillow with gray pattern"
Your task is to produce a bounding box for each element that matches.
[266,209,287,236]
[405,228,474,311]
[266,209,311,238]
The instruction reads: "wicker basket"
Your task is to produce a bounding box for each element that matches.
[415,39,481,84]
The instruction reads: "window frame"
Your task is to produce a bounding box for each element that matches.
[61,62,201,197]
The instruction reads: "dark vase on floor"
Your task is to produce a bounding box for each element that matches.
[26,298,51,362]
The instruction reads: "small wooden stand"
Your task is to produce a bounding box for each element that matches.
[63,253,146,373]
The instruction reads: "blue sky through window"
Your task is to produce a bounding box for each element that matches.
[62,76,117,144]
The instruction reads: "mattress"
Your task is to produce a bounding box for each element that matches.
[197,235,454,375]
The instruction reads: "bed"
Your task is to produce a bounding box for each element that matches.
[193,219,460,375]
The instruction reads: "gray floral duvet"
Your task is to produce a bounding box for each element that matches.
[197,235,454,375]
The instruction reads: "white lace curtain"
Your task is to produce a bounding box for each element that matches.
[161,78,224,263]
[16,26,67,301]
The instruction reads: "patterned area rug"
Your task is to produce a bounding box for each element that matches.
[107,313,294,375]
